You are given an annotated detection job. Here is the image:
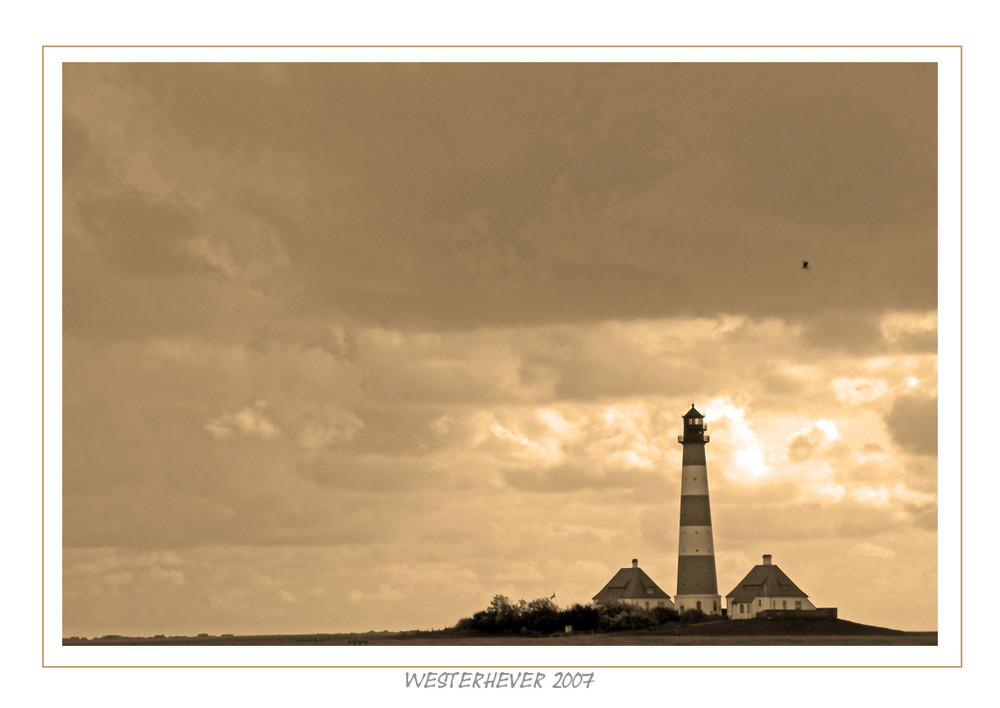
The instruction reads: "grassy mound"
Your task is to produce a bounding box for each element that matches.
[667,617,905,636]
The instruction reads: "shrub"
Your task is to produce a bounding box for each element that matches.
[652,606,680,624]
[558,603,600,632]
[596,602,658,631]
[680,608,709,623]
[460,595,672,635]
[454,617,475,632]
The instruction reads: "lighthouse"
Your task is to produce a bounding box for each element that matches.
[675,405,722,615]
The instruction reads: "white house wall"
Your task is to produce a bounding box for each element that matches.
[727,596,816,619]
[622,597,675,611]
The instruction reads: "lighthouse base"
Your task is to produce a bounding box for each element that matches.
[674,594,722,616]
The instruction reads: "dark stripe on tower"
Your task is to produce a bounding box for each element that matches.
[676,556,718,595]
[679,495,713,526]
[682,445,707,466]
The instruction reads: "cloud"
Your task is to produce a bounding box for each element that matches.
[143,566,186,585]
[904,501,937,531]
[883,392,938,455]
[714,498,918,544]
[348,585,406,604]
[206,400,281,441]
[501,464,666,494]
[787,420,842,462]
[102,570,134,587]
[489,421,563,463]
[832,377,890,405]
[706,399,772,483]
[880,310,938,352]
[67,64,935,333]
[798,310,885,353]
[78,190,202,277]
[298,405,366,449]
[848,543,896,559]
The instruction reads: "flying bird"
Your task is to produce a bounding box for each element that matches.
[802,261,809,269]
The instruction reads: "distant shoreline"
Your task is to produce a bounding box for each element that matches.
[63,618,937,646]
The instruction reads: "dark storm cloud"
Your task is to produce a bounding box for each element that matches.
[798,309,886,353]
[76,190,201,276]
[63,114,203,279]
[69,62,936,334]
[884,391,938,456]
[62,113,283,343]
[62,114,113,201]
[903,501,937,531]
[725,63,936,228]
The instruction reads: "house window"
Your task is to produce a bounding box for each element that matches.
[782,600,787,609]
[647,588,654,595]
[795,601,802,610]
[696,601,702,611]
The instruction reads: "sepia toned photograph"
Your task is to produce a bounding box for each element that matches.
[60,56,942,652]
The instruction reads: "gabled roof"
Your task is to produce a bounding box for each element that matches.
[683,405,704,419]
[725,561,810,604]
[592,563,672,603]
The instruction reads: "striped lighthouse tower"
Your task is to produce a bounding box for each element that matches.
[675,405,722,615]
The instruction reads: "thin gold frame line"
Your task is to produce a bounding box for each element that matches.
[42,44,962,48]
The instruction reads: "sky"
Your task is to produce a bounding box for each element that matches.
[62,61,938,637]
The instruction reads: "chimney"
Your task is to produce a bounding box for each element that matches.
[762,554,772,565]
[632,558,638,568]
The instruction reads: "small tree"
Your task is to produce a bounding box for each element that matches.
[523,597,560,634]
[464,594,524,633]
